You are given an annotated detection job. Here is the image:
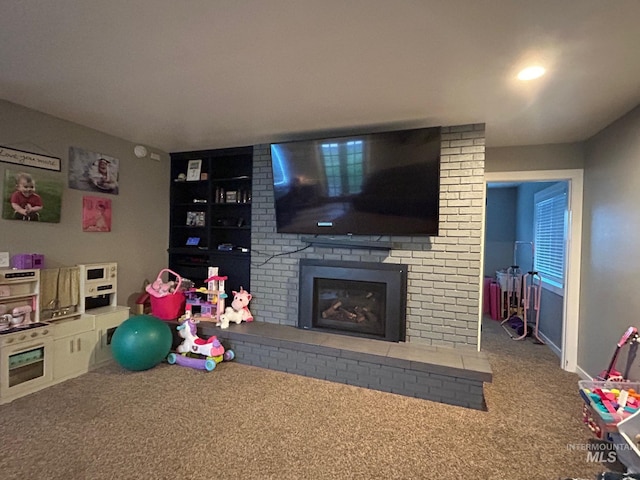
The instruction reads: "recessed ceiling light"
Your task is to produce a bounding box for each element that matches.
[517,66,545,81]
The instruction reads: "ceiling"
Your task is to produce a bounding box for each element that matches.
[1,1,639,153]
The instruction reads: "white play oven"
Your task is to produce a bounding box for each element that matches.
[0,322,53,404]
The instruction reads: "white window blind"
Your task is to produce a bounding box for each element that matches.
[534,183,567,290]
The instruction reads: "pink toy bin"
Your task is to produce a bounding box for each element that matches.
[147,269,186,321]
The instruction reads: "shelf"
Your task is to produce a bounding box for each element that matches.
[169,247,210,254]
[170,146,252,293]
[0,293,38,302]
[173,179,208,184]
[210,176,251,182]
[300,236,397,251]
[209,250,251,258]
[211,202,251,206]
[210,226,251,230]
[41,312,81,322]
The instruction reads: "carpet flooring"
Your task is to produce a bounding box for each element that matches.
[0,318,614,479]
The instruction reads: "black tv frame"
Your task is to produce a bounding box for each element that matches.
[270,126,441,237]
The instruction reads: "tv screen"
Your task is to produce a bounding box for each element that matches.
[270,126,441,236]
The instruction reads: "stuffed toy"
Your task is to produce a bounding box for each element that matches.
[217,287,253,329]
[230,287,253,322]
[146,279,176,298]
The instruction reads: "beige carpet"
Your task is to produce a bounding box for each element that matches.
[0,318,611,479]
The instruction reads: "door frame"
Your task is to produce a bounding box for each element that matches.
[482,169,583,372]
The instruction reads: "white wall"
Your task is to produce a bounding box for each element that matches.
[0,100,171,310]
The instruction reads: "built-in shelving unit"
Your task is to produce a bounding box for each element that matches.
[169,146,252,293]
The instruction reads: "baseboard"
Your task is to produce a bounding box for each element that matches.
[538,331,561,358]
[575,364,592,380]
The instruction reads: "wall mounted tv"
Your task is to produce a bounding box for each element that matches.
[270,126,441,236]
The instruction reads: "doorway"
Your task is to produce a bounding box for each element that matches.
[481,169,583,372]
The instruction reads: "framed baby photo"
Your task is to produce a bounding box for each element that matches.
[68,146,120,195]
[82,196,112,232]
[186,159,202,181]
[2,169,63,223]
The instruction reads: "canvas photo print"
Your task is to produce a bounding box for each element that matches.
[68,146,120,195]
[82,196,112,232]
[2,169,63,223]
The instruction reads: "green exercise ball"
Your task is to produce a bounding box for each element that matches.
[111,315,172,371]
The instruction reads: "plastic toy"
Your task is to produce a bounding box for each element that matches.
[579,381,640,440]
[176,313,226,357]
[167,353,218,371]
[168,313,234,371]
[217,286,253,329]
[147,278,176,297]
[184,267,228,324]
[10,305,33,325]
[146,268,187,321]
[111,315,173,371]
[597,326,639,381]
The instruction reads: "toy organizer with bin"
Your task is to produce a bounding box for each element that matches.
[579,380,640,440]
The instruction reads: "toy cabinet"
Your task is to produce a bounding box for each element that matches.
[169,146,252,294]
[51,305,129,383]
[91,305,130,366]
[52,316,95,382]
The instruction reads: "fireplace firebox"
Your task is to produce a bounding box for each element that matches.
[299,260,407,342]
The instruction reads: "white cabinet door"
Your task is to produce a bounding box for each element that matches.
[92,307,129,366]
[53,330,95,381]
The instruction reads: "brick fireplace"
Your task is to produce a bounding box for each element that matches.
[249,123,486,350]
[298,259,407,342]
[203,123,492,409]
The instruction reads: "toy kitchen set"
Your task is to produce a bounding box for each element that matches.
[0,257,129,405]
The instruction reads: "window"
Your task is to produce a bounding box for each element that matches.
[533,183,567,293]
[321,140,364,197]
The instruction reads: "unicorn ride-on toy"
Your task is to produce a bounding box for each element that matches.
[217,286,253,329]
[167,312,235,371]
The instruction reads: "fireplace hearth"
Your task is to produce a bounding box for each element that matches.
[299,259,407,342]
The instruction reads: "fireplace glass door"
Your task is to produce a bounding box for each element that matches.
[314,278,386,337]
[299,259,407,342]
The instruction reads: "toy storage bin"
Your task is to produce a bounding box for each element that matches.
[147,269,186,321]
[615,408,640,472]
[150,293,185,320]
[579,380,640,440]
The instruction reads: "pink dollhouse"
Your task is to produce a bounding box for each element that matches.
[184,267,227,324]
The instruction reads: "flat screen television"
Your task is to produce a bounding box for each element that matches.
[270,126,441,236]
